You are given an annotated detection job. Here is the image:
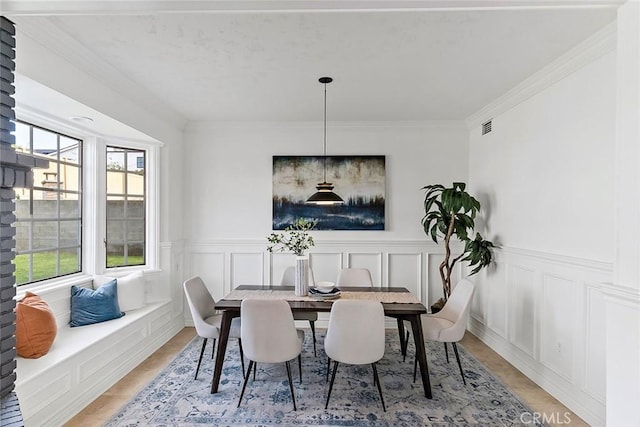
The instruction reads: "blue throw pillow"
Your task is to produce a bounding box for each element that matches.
[70,279,125,327]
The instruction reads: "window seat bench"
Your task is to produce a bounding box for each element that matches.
[15,287,179,427]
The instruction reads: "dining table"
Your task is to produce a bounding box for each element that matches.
[212,285,433,399]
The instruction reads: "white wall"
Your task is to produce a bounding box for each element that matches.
[467,39,617,425]
[184,122,468,241]
[468,50,615,261]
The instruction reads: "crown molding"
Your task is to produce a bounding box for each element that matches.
[185,119,467,132]
[1,1,624,16]
[465,22,617,130]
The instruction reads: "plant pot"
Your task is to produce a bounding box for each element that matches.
[430,298,445,314]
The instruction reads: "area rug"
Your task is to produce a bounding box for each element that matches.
[106,331,542,426]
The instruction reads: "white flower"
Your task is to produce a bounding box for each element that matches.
[267,218,317,256]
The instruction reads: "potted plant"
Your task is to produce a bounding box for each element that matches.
[267,218,317,295]
[421,182,494,312]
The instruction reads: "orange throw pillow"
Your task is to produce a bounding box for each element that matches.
[15,292,57,358]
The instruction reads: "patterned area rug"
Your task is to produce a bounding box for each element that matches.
[106,331,542,426]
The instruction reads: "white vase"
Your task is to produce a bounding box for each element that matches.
[295,256,309,296]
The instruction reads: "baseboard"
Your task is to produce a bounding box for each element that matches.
[468,318,606,427]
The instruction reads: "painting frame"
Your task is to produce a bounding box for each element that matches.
[272,155,386,230]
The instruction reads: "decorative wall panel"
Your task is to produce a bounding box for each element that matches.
[486,262,508,339]
[584,285,606,401]
[540,274,578,381]
[388,253,423,302]
[189,252,225,300]
[230,252,263,289]
[309,252,343,283]
[347,252,383,285]
[508,265,537,357]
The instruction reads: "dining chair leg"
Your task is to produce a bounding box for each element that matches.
[309,320,317,356]
[285,361,297,411]
[413,355,418,383]
[238,338,246,377]
[237,360,254,408]
[211,338,217,358]
[403,331,410,362]
[444,342,450,363]
[325,361,339,409]
[371,362,386,412]
[195,338,208,380]
[253,362,257,381]
[452,342,466,385]
[298,354,302,384]
[326,357,331,383]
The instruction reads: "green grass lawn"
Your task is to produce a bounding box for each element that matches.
[14,252,144,285]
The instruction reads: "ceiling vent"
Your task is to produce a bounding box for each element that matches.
[482,120,492,135]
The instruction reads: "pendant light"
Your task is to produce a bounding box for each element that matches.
[306,77,344,205]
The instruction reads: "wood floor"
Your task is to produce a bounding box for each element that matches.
[64,328,588,427]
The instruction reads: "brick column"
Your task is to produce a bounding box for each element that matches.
[0,16,47,426]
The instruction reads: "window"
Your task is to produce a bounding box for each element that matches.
[13,121,82,285]
[105,146,146,268]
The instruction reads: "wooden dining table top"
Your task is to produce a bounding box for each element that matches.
[215,285,428,316]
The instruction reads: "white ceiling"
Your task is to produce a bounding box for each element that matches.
[6,1,619,127]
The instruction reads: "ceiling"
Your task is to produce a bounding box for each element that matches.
[6,1,620,129]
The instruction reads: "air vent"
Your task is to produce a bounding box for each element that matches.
[482,120,491,135]
[482,120,492,135]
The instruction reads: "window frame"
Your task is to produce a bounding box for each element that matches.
[13,120,84,285]
[105,144,147,269]
[13,111,160,290]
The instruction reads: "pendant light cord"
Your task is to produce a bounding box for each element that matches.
[323,81,327,183]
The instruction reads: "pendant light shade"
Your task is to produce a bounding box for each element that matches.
[306,77,344,205]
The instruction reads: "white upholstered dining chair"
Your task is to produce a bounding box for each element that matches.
[281,266,318,356]
[336,267,411,360]
[336,267,373,287]
[414,278,476,385]
[183,276,245,379]
[237,299,305,411]
[324,299,386,411]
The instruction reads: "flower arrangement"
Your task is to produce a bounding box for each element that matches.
[267,218,317,256]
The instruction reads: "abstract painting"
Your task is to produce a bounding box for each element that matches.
[272,155,385,230]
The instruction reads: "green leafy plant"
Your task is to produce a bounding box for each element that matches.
[422,182,495,302]
[267,218,318,256]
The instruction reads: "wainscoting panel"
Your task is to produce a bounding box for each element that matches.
[584,284,606,402]
[387,253,423,301]
[486,261,508,339]
[508,265,537,358]
[347,252,383,285]
[189,252,226,301]
[230,252,264,289]
[426,252,455,306]
[540,274,578,382]
[309,252,344,284]
[468,247,614,427]
[270,252,297,285]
